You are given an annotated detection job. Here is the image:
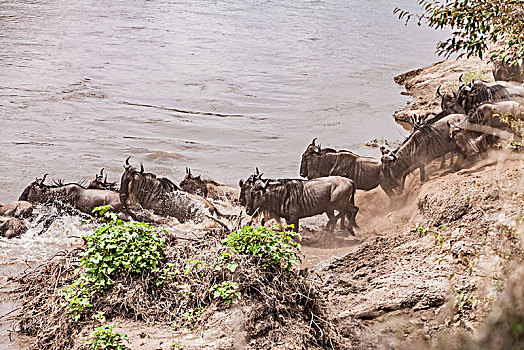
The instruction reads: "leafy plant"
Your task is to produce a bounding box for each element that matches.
[85,311,129,350]
[62,206,166,320]
[209,281,241,306]
[394,0,524,64]
[221,225,303,271]
[86,323,129,350]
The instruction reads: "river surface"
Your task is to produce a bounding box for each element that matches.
[0,1,447,346]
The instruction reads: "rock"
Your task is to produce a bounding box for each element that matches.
[0,216,27,238]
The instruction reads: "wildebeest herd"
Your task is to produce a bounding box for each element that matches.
[1,67,523,239]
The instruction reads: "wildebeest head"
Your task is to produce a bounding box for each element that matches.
[87,168,118,191]
[239,168,264,207]
[244,179,269,216]
[493,61,523,83]
[179,167,205,196]
[378,147,400,193]
[299,138,321,178]
[19,174,50,202]
[437,85,458,111]
[119,157,148,203]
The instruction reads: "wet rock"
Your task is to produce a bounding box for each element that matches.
[0,216,27,238]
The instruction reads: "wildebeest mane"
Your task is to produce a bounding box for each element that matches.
[317,147,358,157]
[464,84,510,114]
[51,179,88,188]
[393,124,452,168]
[121,168,181,208]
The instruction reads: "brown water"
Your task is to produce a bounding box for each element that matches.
[0,0,447,346]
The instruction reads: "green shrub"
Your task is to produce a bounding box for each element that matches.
[62,206,166,320]
[221,225,302,271]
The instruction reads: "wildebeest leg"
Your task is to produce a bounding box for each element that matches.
[325,210,337,232]
[346,204,359,235]
[452,151,466,171]
[418,165,426,183]
[439,155,445,169]
[288,218,299,232]
[449,152,455,167]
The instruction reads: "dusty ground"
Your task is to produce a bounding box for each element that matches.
[322,153,523,349]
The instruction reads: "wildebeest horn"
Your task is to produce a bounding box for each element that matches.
[255,167,260,176]
[140,163,144,173]
[125,157,131,167]
[40,174,49,186]
[188,168,192,176]
[459,73,464,84]
[311,138,317,146]
[99,168,104,177]
[437,85,443,97]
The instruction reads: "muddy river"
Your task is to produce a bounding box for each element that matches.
[0,0,447,346]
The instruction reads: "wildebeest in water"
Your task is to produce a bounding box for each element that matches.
[180,167,239,203]
[19,174,122,215]
[119,158,230,227]
[86,168,119,191]
[243,175,359,234]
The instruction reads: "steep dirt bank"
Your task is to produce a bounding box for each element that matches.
[322,154,523,349]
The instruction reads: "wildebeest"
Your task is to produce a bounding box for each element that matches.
[493,61,523,83]
[381,114,468,194]
[0,201,33,219]
[87,168,119,191]
[243,175,359,234]
[299,138,398,199]
[460,80,511,114]
[0,216,27,238]
[418,76,511,129]
[119,159,228,226]
[180,168,239,203]
[19,174,122,215]
[448,101,524,155]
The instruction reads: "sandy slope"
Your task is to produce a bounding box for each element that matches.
[321,154,523,348]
